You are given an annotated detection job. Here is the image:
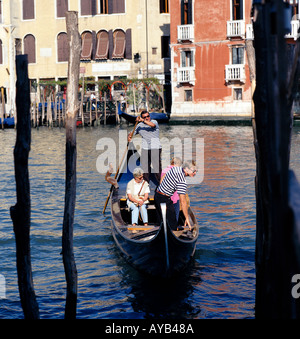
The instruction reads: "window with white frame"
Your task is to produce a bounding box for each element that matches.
[160,0,169,14]
[233,88,242,100]
[231,46,244,64]
[184,90,193,101]
[232,0,243,20]
[181,0,193,25]
[181,50,194,67]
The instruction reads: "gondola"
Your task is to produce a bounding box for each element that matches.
[110,143,199,278]
[117,103,170,124]
[0,117,15,128]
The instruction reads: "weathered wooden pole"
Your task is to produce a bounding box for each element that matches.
[89,94,92,126]
[10,55,39,319]
[253,0,300,318]
[62,11,81,319]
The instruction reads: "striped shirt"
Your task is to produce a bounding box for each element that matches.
[133,119,161,150]
[157,166,187,196]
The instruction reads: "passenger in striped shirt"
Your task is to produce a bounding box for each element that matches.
[154,161,197,231]
[128,110,162,183]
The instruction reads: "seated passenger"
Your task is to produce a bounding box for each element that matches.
[126,167,150,227]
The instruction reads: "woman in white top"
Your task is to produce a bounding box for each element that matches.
[126,168,150,226]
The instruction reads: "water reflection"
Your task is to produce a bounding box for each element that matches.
[113,251,202,319]
[2,125,300,318]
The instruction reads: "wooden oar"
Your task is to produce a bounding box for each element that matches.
[102,120,139,214]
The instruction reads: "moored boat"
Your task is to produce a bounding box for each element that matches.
[109,143,199,278]
[0,117,15,128]
[117,103,170,124]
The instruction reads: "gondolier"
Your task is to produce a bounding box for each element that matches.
[154,161,197,231]
[128,110,162,183]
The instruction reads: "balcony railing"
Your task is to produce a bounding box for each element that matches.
[225,64,245,83]
[227,20,245,38]
[177,67,195,84]
[246,24,254,40]
[177,25,194,42]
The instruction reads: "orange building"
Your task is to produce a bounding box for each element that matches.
[170,0,253,119]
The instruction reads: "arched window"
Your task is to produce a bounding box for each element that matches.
[57,32,69,62]
[24,34,36,63]
[95,30,109,60]
[112,29,125,59]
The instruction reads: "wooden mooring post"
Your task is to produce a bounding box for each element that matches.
[10,55,39,319]
[62,11,81,319]
[252,0,300,318]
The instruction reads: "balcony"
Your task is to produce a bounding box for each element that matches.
[227,20,245,39]
[177,25,194,42]
[225,64,245,83]
[177,67,195,84]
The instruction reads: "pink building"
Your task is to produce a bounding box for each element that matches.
[170,0,253,120]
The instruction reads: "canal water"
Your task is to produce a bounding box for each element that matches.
[1,123,300,319]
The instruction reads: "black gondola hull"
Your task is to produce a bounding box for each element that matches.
[111,223,197,277]
[109,144,198,278]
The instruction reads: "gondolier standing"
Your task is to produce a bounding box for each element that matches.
[154,161,197,231]
[128,110,162,183]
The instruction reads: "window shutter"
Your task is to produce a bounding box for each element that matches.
[108,0,113,14]
[181,51,186,67]
[161,36,170,58]
[24,34,36,63]
[112,30,125,59]
[0,40,2,64]
[109,0,125,14]
[125,29,132,59]
[95,30,109,60]
[92,30,97,59]
[23,0,35,20]
[81,32,93,60]
[160,0,163,13]
[57,32,68,62]
[187,0,193,24]
[181,0,184,25]
[191,50,194,67]
[238,47,244,64]
[240,0,244,20]
[115,0,125,13]
[57,0,68,18]
[81,0,92,15]
[108,30,114,59]
[232,48,237,64]
[91,0,97,15]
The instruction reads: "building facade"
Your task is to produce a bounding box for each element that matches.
[170,0,300,119]
[170,0,253,118]
[0,0,170,115]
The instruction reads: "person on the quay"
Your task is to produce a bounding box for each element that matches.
[128,110,162,183]
[154,161,197,231]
